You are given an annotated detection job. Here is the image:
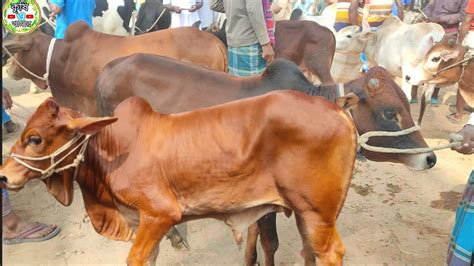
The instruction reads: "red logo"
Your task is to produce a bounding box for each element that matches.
[26,14,34,19]
[7,14,15,19]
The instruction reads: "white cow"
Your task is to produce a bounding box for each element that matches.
[334,16,444,100]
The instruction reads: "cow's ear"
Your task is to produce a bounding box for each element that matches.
[67,117,118,135]
[3,39,33,54]
[44,171,74,206]
[336,92,359,110]
[357,31,376,42]
[440,50,460,62]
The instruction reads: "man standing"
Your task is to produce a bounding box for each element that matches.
[223,0,275,77]
[447,113,474,266]
[164,0,202,28]
[2,87,17,134]
[459,0,474,49]
[420,0,468,106]
[48,0,96,39]
[349,0,404,31]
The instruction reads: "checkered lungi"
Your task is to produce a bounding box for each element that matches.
[228,43,267,77]
[446,170,474,266]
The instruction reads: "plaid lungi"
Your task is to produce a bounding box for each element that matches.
[446,170,474,266]
[228,44,267,77]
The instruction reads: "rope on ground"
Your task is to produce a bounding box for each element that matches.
[358,125,463,154]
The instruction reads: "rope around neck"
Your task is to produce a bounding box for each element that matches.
[135,8,167,33]
[334,82,463,154]
[358,125,463,154]
[2,38,56,89]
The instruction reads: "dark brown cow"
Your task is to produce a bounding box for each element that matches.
[211,19,336,85]
[97,54,436,170]
[0,92,357,265]
[3,21,227,116]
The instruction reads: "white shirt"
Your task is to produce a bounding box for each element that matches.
[468,112,474,126]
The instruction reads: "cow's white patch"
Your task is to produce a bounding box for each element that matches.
[93,0,129,36]
[93,14,128,36]
[223,205,281,247]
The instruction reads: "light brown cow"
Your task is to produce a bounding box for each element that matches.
[407,36,473,124]
[3,21,228,116]
[1,92,357,265]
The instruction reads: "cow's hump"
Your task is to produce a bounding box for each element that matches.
[64,21,92,42]
[113,96,155,118]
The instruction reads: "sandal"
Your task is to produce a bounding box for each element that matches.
[446,114,463,124]
[430,98,440,107]
[410,98,418,104]
[3,222,60,245]
[4,121,19,134]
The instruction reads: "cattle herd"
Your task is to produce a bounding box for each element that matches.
[0,2,472,266]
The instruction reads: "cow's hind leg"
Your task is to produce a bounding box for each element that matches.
[257,213,279,266]
[244,223,259,266]
[244,213,279,266]
[295,212,344,266]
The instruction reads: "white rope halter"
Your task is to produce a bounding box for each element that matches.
[2,37,56,89]
[11,134,91,181]
[134,8,167,34]
[335,82,463,153]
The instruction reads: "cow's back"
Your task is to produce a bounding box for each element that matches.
[59,22,227,115]
[374,20,445,76]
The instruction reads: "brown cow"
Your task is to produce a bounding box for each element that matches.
[97,55,436,171]
[407,36,473,124]
[1,92,357,265]
[96,55,437,264]
[3,21,227,116]
[211,19,336,85]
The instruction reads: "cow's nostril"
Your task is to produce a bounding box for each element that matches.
[0,176,8,183]
[405,75,411,82]
[426,154,437,168]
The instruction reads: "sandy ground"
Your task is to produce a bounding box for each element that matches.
[1,67,473,265]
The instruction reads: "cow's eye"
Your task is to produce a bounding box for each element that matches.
[382,110,397,121]
[346,35,352,38]
[431,56,441,62]
[27,136,42,145]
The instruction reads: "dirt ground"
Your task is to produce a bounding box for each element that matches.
[2,67,473,265]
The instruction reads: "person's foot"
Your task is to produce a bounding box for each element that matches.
[446,113,463,124]
[3,221,60,245]
[4,120,18,133]
[430,97,440,107]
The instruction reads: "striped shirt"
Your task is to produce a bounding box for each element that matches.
[358,0,395,28]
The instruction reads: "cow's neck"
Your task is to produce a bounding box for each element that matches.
[73,129,136,241]
[362,39,378,67]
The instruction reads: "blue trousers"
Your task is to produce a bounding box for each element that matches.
[2,106,11,124]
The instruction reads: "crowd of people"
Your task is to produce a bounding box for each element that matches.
[2,0,473,264]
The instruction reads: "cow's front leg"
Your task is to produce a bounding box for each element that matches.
[127,214,174,266]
